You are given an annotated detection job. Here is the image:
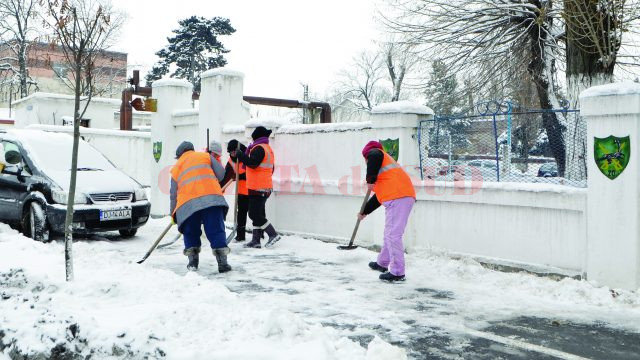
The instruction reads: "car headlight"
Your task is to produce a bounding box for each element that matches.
[134,187,148,201]
[52,189,88,205]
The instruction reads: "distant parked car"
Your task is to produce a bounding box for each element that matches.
[537,163,558,177]
[0,129,150,242]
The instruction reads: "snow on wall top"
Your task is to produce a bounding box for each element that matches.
[222,125,245,134]
[201,68,245,79]
[27,124,151,138]
[277,121,373,134]
[580,82,640,99]
[152,78,193,89]
[11,92,121,107]
[371,101,434,115]
[245,116,292,129]
[172,109,199,117]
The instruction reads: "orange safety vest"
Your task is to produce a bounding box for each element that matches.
[246,144,275,191]
[228,158,249,195]
[373,150,416,203]
[170,151,223,214]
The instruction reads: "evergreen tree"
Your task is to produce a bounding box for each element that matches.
[145,16,235,91]
[425,61,468,153]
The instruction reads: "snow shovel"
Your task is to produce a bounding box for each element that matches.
[225,142,242,245]
[337,188,372,250]
[137,222,173,264]
[157,233,182,249]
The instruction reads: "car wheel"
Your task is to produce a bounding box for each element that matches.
[119,229,137,238]
[28,202,50,242]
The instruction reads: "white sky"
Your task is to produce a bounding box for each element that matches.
[110,0,380,99]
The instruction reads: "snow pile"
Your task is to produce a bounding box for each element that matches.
[371,101,434,115]
[0,224,405,359]
[580,81,640,98]
[245,116,293,129]
[222,124,246,134]
[277,121,372,134]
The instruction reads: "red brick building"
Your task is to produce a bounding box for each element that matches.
[0,42,127,107]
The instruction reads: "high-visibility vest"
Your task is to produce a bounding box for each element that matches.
[373,150,416,203]
[170,151,223,215]
[246,144,275,191]
[228,158,249,195]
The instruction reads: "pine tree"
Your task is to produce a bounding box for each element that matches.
[145,16,235,91]
[425,61,468,152]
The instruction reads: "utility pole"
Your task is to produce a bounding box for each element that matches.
[302,83,309,124]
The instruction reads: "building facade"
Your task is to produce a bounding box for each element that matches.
[0,42,127,108]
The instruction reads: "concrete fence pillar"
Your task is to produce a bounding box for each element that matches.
[369,102,434,250]
[150,79,193,217]
[581,82,640,290]
[199,69,248,147]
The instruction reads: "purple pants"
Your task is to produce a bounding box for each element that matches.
[377,197,415,276]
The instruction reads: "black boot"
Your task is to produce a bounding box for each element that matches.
[235,226,246,242]
[184,247,200,271]
[368,261,388,273]
[213,247,232,273]
[379,272,405,282]
[244,229,262,248]
[264,224,281,248]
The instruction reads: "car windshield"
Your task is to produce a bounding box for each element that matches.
[15,130,115,172]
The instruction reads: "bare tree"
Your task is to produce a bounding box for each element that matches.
[42,0,123,281]
[562,0,640,179]
[334,50,390,110]
[0,0,41,100]
[382,0,568,175]
[384,42,417,101]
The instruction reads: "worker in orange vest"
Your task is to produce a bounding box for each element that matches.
[358,141,416,282]
[220,139,250,242]
[170,141,231,273]
[230,126,281,248]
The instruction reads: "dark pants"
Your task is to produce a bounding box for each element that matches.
[248,191,270,228]
[236,194,249,239]
[181,206,226,250]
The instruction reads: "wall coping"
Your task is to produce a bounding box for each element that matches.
[201,68,245,79]
[152,78,192,89]
[12,92,121,107]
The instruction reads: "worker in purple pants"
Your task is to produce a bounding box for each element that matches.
[359,141,416,282]
[375,197,415,276]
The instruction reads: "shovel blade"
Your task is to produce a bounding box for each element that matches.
[337,245,358,250]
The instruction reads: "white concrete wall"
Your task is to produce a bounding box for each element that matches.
[582,82,640,290]
[26,124,151,186]
[13,92,121,129]
[151,70,592,282]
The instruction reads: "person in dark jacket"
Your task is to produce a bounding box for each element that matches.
[358,141,416,282]
[220,139,250,242]
[230,126,281,248]
[170,141,231,273]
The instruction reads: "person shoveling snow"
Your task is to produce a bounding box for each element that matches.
[358,141,416,282]
[170,141,231,273]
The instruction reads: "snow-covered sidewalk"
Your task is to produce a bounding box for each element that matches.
[2,218,640,359]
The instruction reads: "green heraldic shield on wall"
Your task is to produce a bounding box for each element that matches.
[594,135,630,180]
[153,141,163,163]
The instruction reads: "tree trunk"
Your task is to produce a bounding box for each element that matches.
[18,42,28,98]
[527,17,566,176]
[63,62,83,281]
[564,32,615,180]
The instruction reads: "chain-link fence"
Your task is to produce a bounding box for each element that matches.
[418,101,587,187]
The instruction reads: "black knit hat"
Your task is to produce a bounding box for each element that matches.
[227,139,246,153]
[175,141,194,159]
[251,126,272,140]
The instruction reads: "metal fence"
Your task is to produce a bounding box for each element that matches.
[418,101,587,187]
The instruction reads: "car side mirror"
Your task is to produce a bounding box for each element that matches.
[3,164,23,176]
[5,150,21,165]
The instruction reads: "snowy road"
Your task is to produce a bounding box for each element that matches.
[2,218,640,359]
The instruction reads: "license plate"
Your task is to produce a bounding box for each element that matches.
[100,209,131,221]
